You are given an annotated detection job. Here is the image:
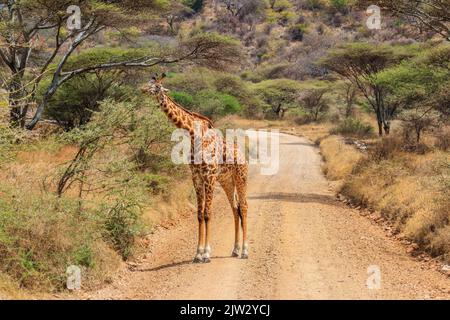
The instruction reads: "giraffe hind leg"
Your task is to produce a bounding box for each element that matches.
[235,166,249,259]
[219,176,241,258]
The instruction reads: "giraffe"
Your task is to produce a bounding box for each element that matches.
[140,73,249,263]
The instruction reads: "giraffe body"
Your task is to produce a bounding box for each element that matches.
[141,75,249,262]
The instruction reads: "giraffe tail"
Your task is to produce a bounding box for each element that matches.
[233,190,243,220]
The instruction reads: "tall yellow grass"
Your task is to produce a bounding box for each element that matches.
[320,135,450,263]
[320,136,363,180]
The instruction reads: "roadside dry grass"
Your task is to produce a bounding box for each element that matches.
[320,134,450,264]
[0,132,193,297]
[216,115,333,142]
[320,136,363,180]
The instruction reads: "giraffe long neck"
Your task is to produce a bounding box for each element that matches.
[156,92,212,135]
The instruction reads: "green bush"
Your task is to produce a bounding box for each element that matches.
[170,91,195,107]
[328,0,352,14]
[143,173,170,195]
[0,189,114,290]
[331,118,374,137]
[183,0,203,12]
[288,24,308,41]
[195,90,243,119]
[164,69,267,119]
[102,190,142,260]
[305,0,325,10]
[43,72,133,130]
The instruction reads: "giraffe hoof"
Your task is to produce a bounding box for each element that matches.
[193,257,203,263]
[231,252,239,258]
[203,257,211,263]
[241,253,249,259]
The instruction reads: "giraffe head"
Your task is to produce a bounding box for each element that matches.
[140,73,169,96]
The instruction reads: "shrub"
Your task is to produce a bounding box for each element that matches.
[320,135,364,180]
[293,114,314,125]
[194,90,243,119]
[303,0,325,10]
[368,136,403,162]
[328,0,351,14]
[170,91,195,107]
[0,189,119,290]
[102,188,143,260]
[330,118,374,138]
[43,73,131,131]
[183,0,203,12]
[252,79,302,118]
[164,71,212,94]
[143,173,170,195]
[434,127,450,151]
[287,23,308,41]
[301,88,330,121]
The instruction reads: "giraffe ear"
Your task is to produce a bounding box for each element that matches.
[160,73,167,81]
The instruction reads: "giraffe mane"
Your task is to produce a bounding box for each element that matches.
[165,95,214,129]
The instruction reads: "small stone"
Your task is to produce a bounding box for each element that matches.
[441,265,450,275]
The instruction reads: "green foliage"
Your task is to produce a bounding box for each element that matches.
[143,173,170,195]
[167,70,261,118]
[62,47,162,72]
[194,90,243,118]
[43,72,133,130]
[183,0,204,12]
[320,43,412,77]
[170,91,195,107]
[251,79,302,117]
[0,188,106,289]
[328,0,353,13]
[331,118,374,137]
[179,32,243,71]
[165,71,212,94]
[304,0,325,9]
[128,102,174,171]
[58,99,173,259]
[375,45,450,109]
[101,181,144,260]
[320,42,416,135]
[288,23,308,41]
[73,244,94,268]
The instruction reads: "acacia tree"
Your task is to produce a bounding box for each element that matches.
[358,0,449,40]
[252,79,302,118]
[375,45,450,143]
[0,0,241,129]
[219,0,266,20]
[301,88,329,122]
[340,83,358,118]
[319,43,410,135]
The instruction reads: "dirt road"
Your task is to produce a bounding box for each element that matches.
[80,133,449,300]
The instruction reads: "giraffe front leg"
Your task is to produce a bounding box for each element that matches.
[192,172,206,263]
[240,201,249,260]
[202,178,216,263]
[193,217,205,263]
[232,213,240,257]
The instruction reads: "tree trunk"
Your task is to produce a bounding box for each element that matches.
[8,75,28,128]
[416,126,422,143]
[383,122,390,135]
[376,108,383,136]
[377,121,383,136]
